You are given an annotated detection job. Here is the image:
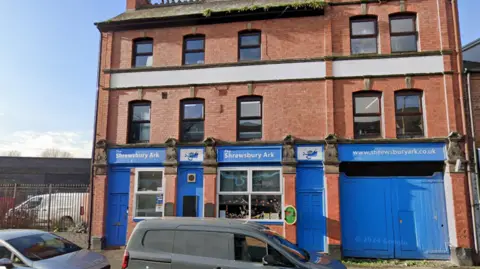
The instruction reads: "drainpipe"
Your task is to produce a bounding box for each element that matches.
[87,32,103,250]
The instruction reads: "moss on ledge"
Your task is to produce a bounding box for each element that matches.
[202,0,326,17]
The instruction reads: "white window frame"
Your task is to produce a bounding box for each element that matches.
[133,167,166,219]
[217,167,283,222]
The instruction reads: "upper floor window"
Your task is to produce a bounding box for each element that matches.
[350,16,378,54]
[395,90,424,138]
[238,31,261,61]
[183,35,205,65]
[133,38,153,68]
[353,92,382,138]
[390,14,418,52]
[180,99,205,142]
[237,96,262,141]
[128,101,151,143]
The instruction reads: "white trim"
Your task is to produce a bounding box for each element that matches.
[217,167,284,223]
[133,167,166,219]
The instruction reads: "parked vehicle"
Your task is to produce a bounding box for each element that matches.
[0,230,109,269]
[124,217,346,269]
[5,193,88,230]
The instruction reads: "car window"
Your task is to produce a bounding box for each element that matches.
[173,231,231,259]
[0,246,11,260]
[12,255,26,266]
[143,230,175,252]
[7,233,81,261]
[234,234,294,267]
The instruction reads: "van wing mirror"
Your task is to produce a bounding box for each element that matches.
[262,255,277,266]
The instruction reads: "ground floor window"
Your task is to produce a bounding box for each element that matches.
[218,167,283,221]
[134,168,165,218]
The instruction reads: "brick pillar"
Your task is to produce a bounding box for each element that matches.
[203,137,218,218]
[91,174,107,250]
[164,167,177,217]
[283,171,296,243]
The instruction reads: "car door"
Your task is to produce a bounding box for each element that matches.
[171,230,233,269]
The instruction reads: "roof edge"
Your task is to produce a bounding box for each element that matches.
[462,38,480,52]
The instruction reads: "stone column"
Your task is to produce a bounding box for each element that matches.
[445,132,474,266]
[282,135,297,242]
[164,138,178,217]
[91,139,108,250]
[203,138,218,218]
[324,134,342,260]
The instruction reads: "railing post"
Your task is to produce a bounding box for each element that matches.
[47,184,52,232]
[11,184,17,227]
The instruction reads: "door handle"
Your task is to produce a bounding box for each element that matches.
[399,219,402,224]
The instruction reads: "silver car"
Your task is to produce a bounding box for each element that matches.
[0,230,110,269]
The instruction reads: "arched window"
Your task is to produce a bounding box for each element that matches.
[132,38,153,67]
[389,13,418,52]
[180,99,205,142]
[238,30,261,61]
[395,90,424,138]
[183,34,205,65]
[350,15,378,55]
[353,91,382,138]
[237,96,262,141]
[128,101,151,143]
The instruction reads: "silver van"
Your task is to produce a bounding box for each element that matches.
[123,218,346,269]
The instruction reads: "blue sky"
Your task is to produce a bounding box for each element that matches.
[0,1,478,157]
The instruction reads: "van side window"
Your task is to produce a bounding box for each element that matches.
[234,235,294,267]
[173,231,231,259]
[143,230,175,252]
[0,245,12,259]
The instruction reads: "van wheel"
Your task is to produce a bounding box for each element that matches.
[59,217,74,231]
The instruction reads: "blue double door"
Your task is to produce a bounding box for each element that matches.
[341,173,449,259]
[106,168,130,247]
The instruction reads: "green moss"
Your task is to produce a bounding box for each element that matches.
[203,0,326,17]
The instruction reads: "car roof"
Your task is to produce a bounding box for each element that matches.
[136,217,271,233]
[0,230,47,241]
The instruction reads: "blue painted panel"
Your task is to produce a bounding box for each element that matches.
[338,143,446,162]
[108,148,166,165]
[179,147,204,164]
[106,169,130,247]
[177,168,204,217]
[217,146,282,163]
[297,167,324,191]
[296,145,324,162]
[107,169,130,195]
[296,192,326,252]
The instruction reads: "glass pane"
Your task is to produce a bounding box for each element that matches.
[136,42,153,53]
[135,194,163,217]
[219,195,249,219]
[181,121,204,142]
[355,96,380,114]
[234,236,266,263]
[133,105,150,121]
[185,39,204,50]
[240,34,260,46]
[252,171,280,192]
[183,103,204,119]
[240,101,261,117]
[396,94,421,113]
[391,18,415,33]
[131,123,150,143]
[391,35,417,52]
[7,234,81,261]
[354,116,381,138]
[251,195,282,220]
[137,171,163,191]
[351,38,377,54]
[184,52,205,65]
[396,115,424,137]
[240,48,261,61]
[351,21,376,35]
[239,120,262,140]
[220,171,248,192]
[135,55,153,67]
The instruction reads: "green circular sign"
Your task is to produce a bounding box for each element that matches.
[284,205,297,225]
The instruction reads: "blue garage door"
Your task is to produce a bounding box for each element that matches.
[340,172,449,259]
[106,168,130,247]
[296,166,326,252]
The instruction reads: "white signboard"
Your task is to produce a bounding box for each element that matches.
[179,148,204,162]
[297,146,324,161]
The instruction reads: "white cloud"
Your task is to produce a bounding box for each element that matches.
[0,131,92,158]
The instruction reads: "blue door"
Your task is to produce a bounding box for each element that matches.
[340,173,449,260]
[296,166,326,252]
[106,168,130,247]
[177,168,204,217]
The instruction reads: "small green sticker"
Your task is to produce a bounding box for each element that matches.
[284,205,297,225]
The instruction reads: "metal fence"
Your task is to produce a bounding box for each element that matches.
[0,184,90,234]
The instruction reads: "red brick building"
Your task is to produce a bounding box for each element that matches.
[91,0,474,265]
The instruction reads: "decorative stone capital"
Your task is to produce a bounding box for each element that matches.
[164,165,178,175]
[447,132,467,172]
[164,137,178,167]
[324,134,340,166]
[282,135,296,163]
[202,137,218,168]
[93,139,108,176]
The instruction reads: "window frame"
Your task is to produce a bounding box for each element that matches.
[350,16,379,55]
[394,90,424,138]
[128,101,151,144]
[180,99,205,142]
[389,13,418,53]
[237,96,263,141]
[217,167,283,222]
[132,38,154,68]
[133,168,166,220]
[182,35,206,65]
[238,30,262,62]
[353,91,382,139]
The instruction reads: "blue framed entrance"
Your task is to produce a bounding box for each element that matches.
[177,147,204,217]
